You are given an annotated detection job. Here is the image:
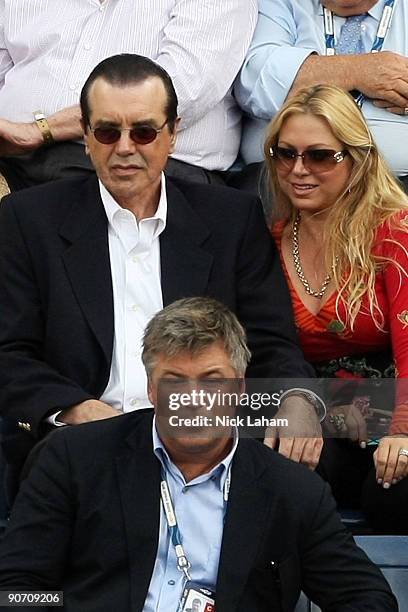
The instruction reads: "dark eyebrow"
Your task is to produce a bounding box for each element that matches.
[93,120,121,128]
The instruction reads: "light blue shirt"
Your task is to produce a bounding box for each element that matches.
[235,0,408,174]
[143,419,238,612]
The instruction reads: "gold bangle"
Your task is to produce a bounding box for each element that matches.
[33,110,54,146]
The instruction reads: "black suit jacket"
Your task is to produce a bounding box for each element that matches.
[0,412,397,611]
[0,175,313,456]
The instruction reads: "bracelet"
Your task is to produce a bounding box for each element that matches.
[279,388,327,422]
[33,110,54,146]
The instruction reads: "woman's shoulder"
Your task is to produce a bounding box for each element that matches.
[373,210,408,256]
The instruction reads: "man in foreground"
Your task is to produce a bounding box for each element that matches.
[0,298,397,611]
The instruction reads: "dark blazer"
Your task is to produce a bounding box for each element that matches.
[0,412,397,611]
[0,175,313,456]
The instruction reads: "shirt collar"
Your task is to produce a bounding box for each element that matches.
[318,0,385,19]
[99,172,167,237]
[369,0,386,21]
[152,416,239,492]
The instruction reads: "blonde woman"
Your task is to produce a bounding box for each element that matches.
[265,84,408,533]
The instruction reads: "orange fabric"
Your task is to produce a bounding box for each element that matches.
[271,214,408,434]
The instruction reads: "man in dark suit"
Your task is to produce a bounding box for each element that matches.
[0,298,397,611]
[0,54,321,481]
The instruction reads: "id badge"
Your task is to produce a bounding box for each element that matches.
[178,581,216,612]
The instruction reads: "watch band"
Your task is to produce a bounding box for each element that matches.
[33,110,54,146]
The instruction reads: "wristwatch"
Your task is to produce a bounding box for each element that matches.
[33,110,54,145]
[279,388,327,422]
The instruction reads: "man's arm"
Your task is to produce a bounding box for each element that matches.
[0,105,83,157]
[292,51,408,112]
[236,196,315,380]
[235,0,408,120]
[0,1,83,155]
[156,0,258,128]
[0,196,98,437]
[0,0,12,91]
[301,483,398,610]
[0,431,73,597]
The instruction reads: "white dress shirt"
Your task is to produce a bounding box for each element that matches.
[100,176,166,412]
[0,0,258,170]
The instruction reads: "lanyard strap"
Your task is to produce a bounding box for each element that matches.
[160,465,232,581]
[322,0,396,105]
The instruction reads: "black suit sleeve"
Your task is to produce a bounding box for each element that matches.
[300,483,398,611]
[0,430,73,603]
[235,196,315,381]
[0,197,93,438]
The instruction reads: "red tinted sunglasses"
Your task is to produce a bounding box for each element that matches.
[89,119,168,145]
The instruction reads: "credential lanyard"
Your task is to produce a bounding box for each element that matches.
[323,0,396,106]
[160,465,232,582]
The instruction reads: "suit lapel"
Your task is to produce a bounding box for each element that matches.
[59,176,114,362]
[216,442,272,611]
[116,414,161,612]
[161,179,213,305]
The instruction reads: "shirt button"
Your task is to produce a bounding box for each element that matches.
[131,304,138,311]
[168,580,176,586]
[132,256,138,263]
[361,25,366,31]
[84,43,91,50]
[70,84,76,90]
[182,487,188,494]
[130,398,139,407]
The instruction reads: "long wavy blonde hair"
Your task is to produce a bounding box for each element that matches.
[264,84,408,331]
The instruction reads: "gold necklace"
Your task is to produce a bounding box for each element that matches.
[292,211,333,299]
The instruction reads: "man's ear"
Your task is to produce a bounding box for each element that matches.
[169,117,181,153]
[81,118,90,155]
[147,378,154,406]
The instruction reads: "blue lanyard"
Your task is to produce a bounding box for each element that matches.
[160,465,231,582]
[323,0,396,106]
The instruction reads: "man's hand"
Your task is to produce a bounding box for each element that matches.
[372,98,408,116]
[374,435,408,488]
[264,395,323,470]
[356,51,408,110]
[293,51,408,113]
[58,399,122,425]
[324,404,368,446]
[0,119,44,156]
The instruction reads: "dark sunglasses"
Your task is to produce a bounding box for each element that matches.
[269,146,348,173]
[88,119,168,145]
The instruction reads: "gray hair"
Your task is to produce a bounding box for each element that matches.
[142,297,251,377]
